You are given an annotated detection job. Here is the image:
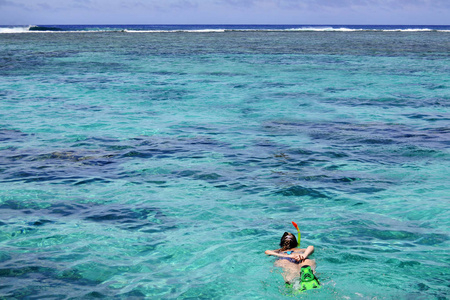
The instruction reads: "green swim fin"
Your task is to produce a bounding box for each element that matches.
[299,265,321,292]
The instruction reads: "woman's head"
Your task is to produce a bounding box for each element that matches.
[279,232,298,250]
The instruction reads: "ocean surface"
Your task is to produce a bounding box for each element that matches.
[0,24,449,299]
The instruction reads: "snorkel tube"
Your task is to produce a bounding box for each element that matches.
[292,221,301,248]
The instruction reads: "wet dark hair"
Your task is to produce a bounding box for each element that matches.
[279,232,298,251]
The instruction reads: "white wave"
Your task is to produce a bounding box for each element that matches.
[287,27,446,32]
[181,29,226,33]
[124,29,227,33]
[1,26,448,34]
[0,26,31,33]
[285,27,359,32]
[383,28,434,32]
[290,27,450,32]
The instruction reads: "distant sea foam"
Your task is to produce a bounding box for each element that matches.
[1,24,450,33]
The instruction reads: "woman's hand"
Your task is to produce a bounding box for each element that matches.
[293,254,305,262]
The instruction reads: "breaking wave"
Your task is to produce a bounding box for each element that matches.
[0,26,32,33]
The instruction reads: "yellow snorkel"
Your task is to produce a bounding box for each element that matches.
[292,221,301,248]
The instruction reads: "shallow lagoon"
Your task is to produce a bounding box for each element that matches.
[0,28,449,299]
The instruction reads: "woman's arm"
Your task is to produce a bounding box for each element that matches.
[303,245,314,259]
[265,250,289,258]
[265,246,314,261]
[294,245,314,262]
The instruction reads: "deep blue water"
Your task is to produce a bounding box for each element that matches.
[0,25,449,299]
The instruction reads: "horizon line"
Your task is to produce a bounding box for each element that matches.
[2,23,450,26]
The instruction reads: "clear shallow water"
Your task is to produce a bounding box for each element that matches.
[0,26,449,299]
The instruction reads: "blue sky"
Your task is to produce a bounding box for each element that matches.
[1,0,449,25]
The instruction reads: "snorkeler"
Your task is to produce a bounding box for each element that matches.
[265,232,320,290]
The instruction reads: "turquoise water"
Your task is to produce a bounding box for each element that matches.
[1,27,449,299]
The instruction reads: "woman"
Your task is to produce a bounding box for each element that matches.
[265,232,316,284]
